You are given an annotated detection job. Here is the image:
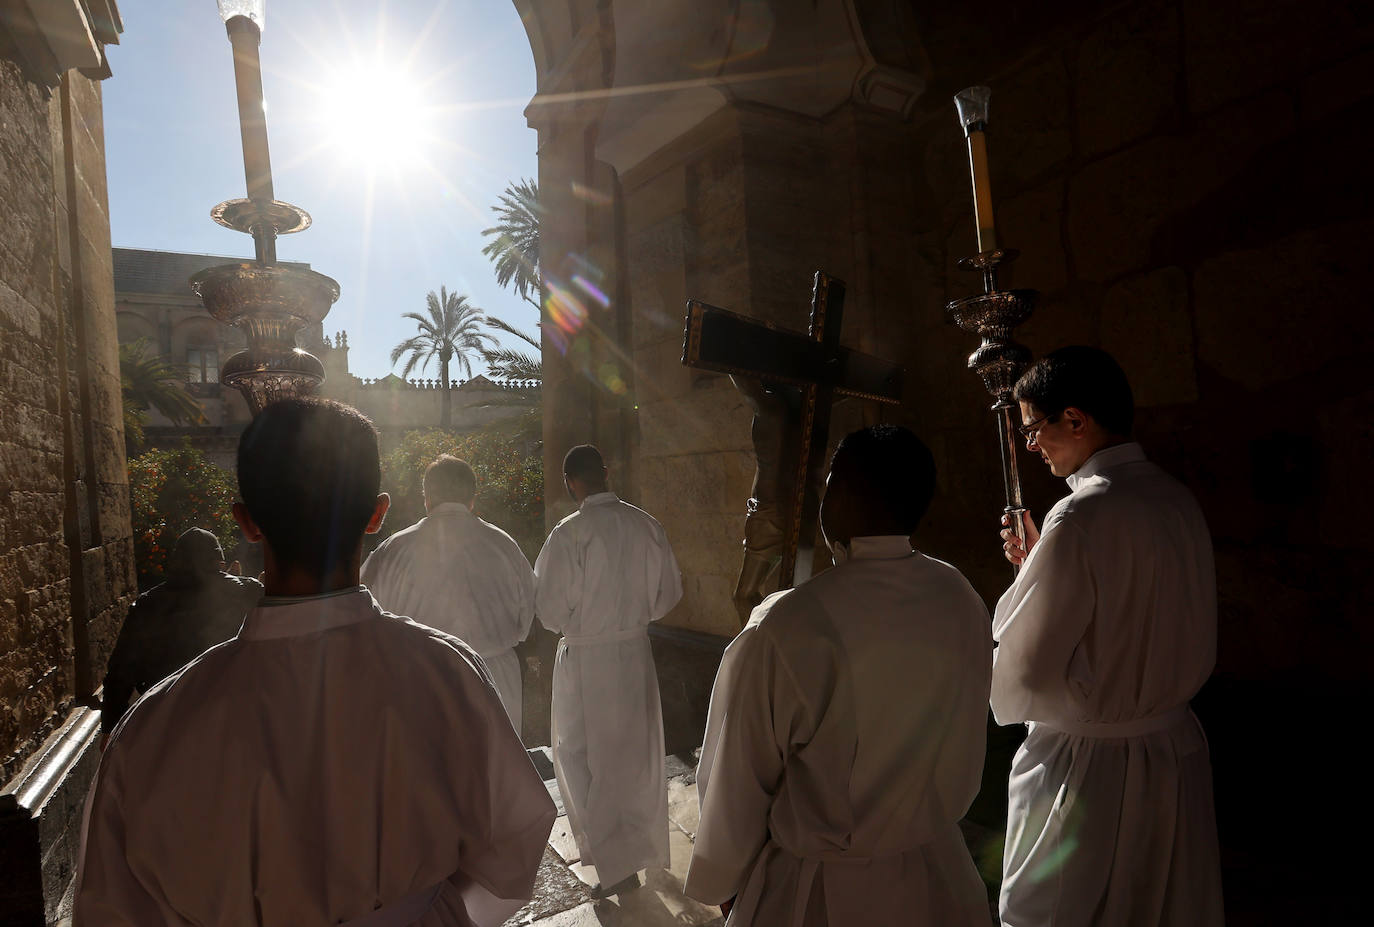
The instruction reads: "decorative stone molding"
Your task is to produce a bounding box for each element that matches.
[0,707,102,925]
[0,0,122,88]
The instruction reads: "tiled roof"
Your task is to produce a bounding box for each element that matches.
[113,247,311,297]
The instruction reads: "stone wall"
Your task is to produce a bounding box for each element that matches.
[0,48,133,923]
[0,60,131,781]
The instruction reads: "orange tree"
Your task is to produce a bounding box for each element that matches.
[379,428,544,561]
[127,442,239,588]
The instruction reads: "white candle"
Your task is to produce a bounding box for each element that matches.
[954,87,997,254]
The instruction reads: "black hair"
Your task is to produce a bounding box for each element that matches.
[424,454,477,504]
[829,425,936,535]
[563,444,607,484]
[236,398,380,577]
[1013,346,1135,436]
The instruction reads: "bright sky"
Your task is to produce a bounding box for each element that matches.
[103,0,540,381]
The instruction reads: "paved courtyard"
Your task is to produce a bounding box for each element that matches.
[504,752,723,927]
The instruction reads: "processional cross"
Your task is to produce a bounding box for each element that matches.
[681,273,904,606]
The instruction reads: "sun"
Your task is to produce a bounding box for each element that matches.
[314,58,433,174]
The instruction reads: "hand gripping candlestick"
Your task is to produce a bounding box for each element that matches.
[189,0,340,414]
[945,86,1038,568]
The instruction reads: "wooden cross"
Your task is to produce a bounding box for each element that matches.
[681,272,904,588]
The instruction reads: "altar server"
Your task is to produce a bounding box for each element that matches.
[686,425,993,927]
[363,454,535,733]
[77,398,554,927]
[995,346,1223,926]
[534,444,682,897]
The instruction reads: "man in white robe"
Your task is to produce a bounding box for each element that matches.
[77,399,555,927]
[533,444,683,897]
[686,425,993,927]
[995,347,1223,926]
[363,454,535,733]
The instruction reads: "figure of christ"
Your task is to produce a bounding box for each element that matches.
[729,374,802,624]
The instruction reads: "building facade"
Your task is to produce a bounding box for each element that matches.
[114,246,539,468]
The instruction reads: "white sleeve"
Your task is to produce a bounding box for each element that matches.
[533,528,577,634]
[685,624,797,905]
[990,515,1096,724]
[649,522,684,621]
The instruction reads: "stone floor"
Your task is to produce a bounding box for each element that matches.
[504,752,723,927]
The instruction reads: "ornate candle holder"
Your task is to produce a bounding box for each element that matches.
[190,261,339,412]
[946,248,1037,547]
[193,1,340,414]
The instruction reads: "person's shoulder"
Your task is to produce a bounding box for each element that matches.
[218,573,264,601]
[747,585,827,641]
[550,508,581,532]
[476,516,525,550]
[373,608,486,664]
[105,636,243,744]
[377,520,425,551]
[914,552,984,594]
[614,499,670,535]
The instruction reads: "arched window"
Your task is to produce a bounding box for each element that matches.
[187,345,219,384]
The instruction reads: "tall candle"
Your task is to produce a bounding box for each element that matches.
[954,86,997,254]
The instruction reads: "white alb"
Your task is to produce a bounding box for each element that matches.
[993,442,1223,926]
[76,589,555,927]
[533,491,683,888]
[687,537,994,927]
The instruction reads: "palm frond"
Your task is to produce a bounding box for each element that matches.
[482,346,543,381]
[484,315,541,350]
[119,339,206,425]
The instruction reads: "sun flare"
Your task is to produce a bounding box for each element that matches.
[314,58,432,174]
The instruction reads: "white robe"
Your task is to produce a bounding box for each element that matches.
[533,491,683,887]
[686,537,993,927]
[993,443,1223,927]
[75,588,555,927]
[362,503,535,733]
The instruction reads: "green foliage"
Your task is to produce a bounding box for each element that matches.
[128,443,239,589]
[379,428,544,561]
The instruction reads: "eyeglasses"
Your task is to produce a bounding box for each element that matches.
[1016,412,1059,442]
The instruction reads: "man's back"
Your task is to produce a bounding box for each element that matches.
[689,539,992,926]
[532,489,682,892]
[78,589,554,926]
[534,492,681,635]
[363,504,533,654]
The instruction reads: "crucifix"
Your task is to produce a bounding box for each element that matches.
[681,272,904,613]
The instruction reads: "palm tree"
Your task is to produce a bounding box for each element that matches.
[480,178,541,309]
[119,338,205,455]
[390,287,495,428]
[481,179,543,383]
